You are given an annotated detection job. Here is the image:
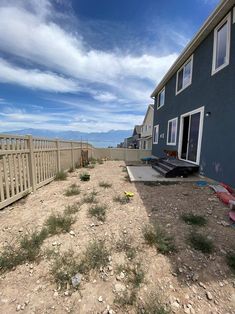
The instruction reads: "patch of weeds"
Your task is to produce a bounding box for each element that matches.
[89,158,97,165]
[181,213,207,226]
[88,204,107,222]
[116,262,145,288]
[20,228,48,260]
[64,203,80,215]
[122,167,127,172]
[137,292,170,314]
[114,290,137,308]
[188,233,214,254]
[143,224,175,254]
[55,170,67,181]
[46,213,74,235]
[113,195,130,205]
[0,229,48,272]
[97,159,104,164]
[80,240,109,273]
[80,172,90,181]
[82,190,98,204]
[50,249,82,289]
[65,184,80,196]
[226,252,235,274]
[116,235,136,260]
[99,181,112,188]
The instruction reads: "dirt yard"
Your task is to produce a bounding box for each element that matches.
[0,161,234,314]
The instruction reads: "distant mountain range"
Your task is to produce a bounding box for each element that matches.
[5,128,132,148]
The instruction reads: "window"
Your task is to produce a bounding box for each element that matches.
[157,87,165,109]
[176,56,193,94]
[167,118,178,145]
[145,125,148,132]
[153,125,159,144]
[212,13,231,75]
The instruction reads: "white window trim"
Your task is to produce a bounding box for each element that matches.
[233,7,235,24]
[175,55,194,95]
[167,117,178,146]
[153,125,159,144]
[157,87,165,109]
[212,12,231,76]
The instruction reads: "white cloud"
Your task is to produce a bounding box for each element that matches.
[0,1,178,101]
[0,0,182,133]
[0,58,79,92]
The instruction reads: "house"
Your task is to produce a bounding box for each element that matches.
[139,104,154,150]
[124,125,142,148]
[151,0,235,186]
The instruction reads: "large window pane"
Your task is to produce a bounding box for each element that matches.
[177,69,183,91]
[158,88,165,108]
[216,21,228,69]
[183,60,192,87]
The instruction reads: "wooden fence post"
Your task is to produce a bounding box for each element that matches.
[56,139,61,172]
[71,142,75,169]
[28,135,36,192]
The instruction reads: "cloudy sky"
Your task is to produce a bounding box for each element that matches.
[0,0,220,133]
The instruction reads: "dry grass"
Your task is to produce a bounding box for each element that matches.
[45,213,75,235]
[88,204,107,222]
[188,233,214,254]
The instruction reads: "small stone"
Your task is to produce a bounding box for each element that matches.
[52,242,57,246]
[53,291,59,297]
[71,273,82,288]
[199,282,206,289]
[206,291,213,300]
[178,267,183,273]
[114,283,126,293]
[64,291,69,296]
[18,228,23,233]
[69,231,75,236]
[16,305,21,311]
[98,296,103,302]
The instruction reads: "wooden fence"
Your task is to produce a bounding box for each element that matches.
[0,134,92,210]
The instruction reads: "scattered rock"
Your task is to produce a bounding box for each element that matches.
[71,273,82,288]
[206,291,213,300]
[199,282,206,289]
[98,296,103,302]
[69,230,75,236]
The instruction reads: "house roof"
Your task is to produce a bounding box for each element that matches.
[151,0,234,97]
[142,104,154,125]
[132,125,142,136]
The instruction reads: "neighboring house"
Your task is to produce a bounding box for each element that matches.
[124,125,142,148]
[140,104,154,150]
[151,0,235,186]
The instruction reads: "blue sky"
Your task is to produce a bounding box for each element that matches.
[0,0,220,133]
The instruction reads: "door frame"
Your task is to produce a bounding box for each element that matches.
[178,106,205,165]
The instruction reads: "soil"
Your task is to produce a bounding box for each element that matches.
[0,161,234,314]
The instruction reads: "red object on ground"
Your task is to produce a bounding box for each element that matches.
[217,192,235,205]
[229,211,235,222]
[220,183,235,195]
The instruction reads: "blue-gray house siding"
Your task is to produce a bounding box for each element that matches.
[152,7,235,187]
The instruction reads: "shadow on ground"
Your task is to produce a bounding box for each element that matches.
[130,169,235,286]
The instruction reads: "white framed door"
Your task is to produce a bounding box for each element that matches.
[178,106,204,165]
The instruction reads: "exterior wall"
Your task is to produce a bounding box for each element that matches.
[152,8,235,187]
[141,108,154,138]
[139,138,152,150]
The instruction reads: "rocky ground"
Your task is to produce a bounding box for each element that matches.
[0,160,234,314]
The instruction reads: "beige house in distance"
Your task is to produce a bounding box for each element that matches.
[139,104,154,150]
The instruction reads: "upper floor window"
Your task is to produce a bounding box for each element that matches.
[157,87,165,109]
[167,117,178,146]
[176,56,193,94]
[212,13,231,75]
[153,125,159,144]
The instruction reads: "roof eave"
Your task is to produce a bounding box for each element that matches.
[151,0,233,98]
